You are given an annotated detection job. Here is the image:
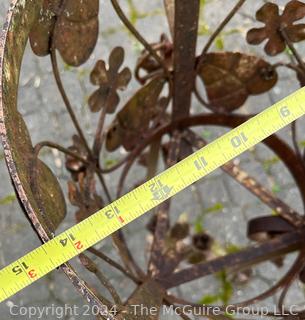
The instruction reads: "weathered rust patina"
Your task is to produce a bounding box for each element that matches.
[0,1,114,318]
[2,0,305,318]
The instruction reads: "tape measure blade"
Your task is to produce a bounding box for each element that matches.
[0,87,305,302]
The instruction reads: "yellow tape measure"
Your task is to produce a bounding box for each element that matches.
[1,88,305,302]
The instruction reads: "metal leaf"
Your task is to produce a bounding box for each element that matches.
[89,88,120,113]
[117,281,164,320]
[2,107,67,235]
[187,249,206,264]
[62,0,99,21]
[44,0,62,13]
[192,232,213,251]
[256,2,279,23]
[9,115,67,233]
[106,77,166,151]
[54,0,99,66]
[30,0,99,66]
[31,159,67,231]
[29,0,61,57]
[29,9,56,56]
[65,135,88,180]
[198,52,278,112]
[1,1,118,312]
[54,15,99,67]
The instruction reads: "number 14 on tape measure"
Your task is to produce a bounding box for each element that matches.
[0,87,305,303]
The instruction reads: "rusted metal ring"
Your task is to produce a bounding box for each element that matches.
[0,1,114,316]
[247,216,295,242]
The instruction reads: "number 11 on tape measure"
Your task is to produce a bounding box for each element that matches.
[0,87,305,303]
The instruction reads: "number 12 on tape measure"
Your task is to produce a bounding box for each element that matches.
[0,87,305,303]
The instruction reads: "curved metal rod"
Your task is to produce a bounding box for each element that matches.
[113,112,305,301]
[110,0,171,80]
[34,141,90,165]
[229,250,305,308]
[197,0,247,68]
[116,113,305,214]
[50,48,113,202]
[50,49,91,157]
[165,294,281,318]
[176,114,305,211]
[277,256,305,313]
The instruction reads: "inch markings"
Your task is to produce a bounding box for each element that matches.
[0,87,305,302]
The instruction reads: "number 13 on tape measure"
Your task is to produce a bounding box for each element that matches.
[0,87,305,302]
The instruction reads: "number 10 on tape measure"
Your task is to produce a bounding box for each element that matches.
[0,87,305,303]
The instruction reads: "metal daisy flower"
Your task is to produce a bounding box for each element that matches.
[247,1,305,56]
[88,47,132,113]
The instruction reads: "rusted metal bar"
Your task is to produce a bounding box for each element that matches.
[158,230,305,288]
[148,1,200,276]
[184,129,304,227]
[172,0,200,120]
[174,113,305,210]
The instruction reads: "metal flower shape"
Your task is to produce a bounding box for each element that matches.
[68,172,104,223]
[135,34,173,84]
[88,47,132,113]
[247,1,305,56]
[29,0,99,66]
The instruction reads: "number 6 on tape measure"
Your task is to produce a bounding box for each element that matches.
[280,106,291,117]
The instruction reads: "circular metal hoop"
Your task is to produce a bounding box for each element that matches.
[0,1,113,315]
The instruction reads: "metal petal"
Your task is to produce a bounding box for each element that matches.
[264,35,286,56]
[282,0,305,24]
[117,67,132,90]
[246,27,268,45]
[54,15,99,66]
[286,24,305,42]
[88,89,106,112]
[256,2,279,23]
[109,47,125,74]
[90,60,108,85]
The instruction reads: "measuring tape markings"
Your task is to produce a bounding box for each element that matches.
[0,88,305,302]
